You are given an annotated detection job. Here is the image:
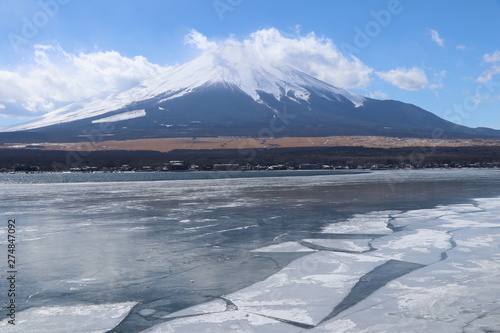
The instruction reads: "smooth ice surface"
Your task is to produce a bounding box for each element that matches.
[0,302,136,333]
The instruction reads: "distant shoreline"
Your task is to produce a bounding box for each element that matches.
[1,143,500,173]
[1,135,500,172]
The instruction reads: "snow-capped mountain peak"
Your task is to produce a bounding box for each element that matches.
[4,45,365,132]
[128,44,365,105]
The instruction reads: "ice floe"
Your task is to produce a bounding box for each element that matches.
[163,299,228,319]
[149,252,387,330]
[144,310,303,333]
[321,212,399,234]
[0,302,137,333]
[312,263,500,332]
[370,229,452,264]
[226,252,387,326]
[149,196,500,332]
[308,207,500,332]
[302,239,372,252]
[250,241,316,253]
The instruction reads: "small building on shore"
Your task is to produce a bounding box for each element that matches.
[163,161,188,171]
[213,164,240,171]
[298,163,317,170]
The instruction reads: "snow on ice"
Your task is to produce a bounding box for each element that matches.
[145,197,500,332]
[0,302,137,333]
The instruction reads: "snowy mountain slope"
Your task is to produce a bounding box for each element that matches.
[2,45,500,141]
[3,45,364,132]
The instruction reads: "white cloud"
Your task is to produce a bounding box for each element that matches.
[0,29,377,121]
[0,44,169,118]
[368,91,389,100]
[477,65,500,83]
[188,28,374,89]
[376,67,431,91]
[184,30,217,50]
[428,70,446,89]
[429,29,444,47]
[472,95,494,105]
[456,44,466,51]
[1,28,406,122]
[483,50,500,63]
[477,51,500,82]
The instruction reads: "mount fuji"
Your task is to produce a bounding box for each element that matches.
[2,45,499,142]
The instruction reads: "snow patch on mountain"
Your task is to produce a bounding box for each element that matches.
[92,109,146,123]
[2,92,132,132]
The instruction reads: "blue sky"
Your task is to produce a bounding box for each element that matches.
[0,0,499,130]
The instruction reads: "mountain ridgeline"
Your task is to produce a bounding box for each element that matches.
[2,46,499,143]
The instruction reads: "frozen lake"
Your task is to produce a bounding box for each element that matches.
[0,169,499,332]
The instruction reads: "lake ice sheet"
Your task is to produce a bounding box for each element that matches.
[144,197,500,332]
[0,170,499,332]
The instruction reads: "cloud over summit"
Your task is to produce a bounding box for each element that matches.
[0,28,440,121]
[186,28,374,89]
